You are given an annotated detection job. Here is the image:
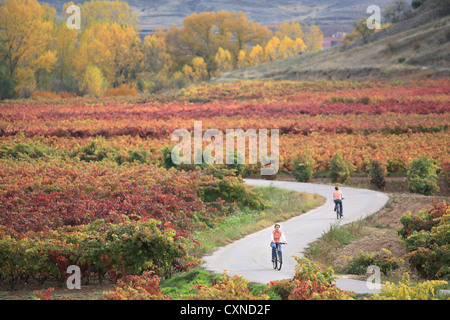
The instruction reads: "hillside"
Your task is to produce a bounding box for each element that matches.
[213,1,450,82]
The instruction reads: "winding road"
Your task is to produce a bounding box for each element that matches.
[202,179,390,294]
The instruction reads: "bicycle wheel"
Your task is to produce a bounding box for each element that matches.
[272,256,277,269]
[277,250,282,270]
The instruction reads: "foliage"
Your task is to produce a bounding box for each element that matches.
[370,272,447,300]
[383,0,412,23]
[268,257,354,300]
[0,217,194,287]
[198,170,267,210]
[79,65,108,97]
[102,271,171,300]
[369,160,387,190]
[329,152,354,184]
[344,248,404,275]
[292,152,314,182]
[398,201,449,280]
[0,0,57,97]
[187,271,270,300]
[407,156,439,195]
[160,268,221,298]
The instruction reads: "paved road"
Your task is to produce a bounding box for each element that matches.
[202,179,390,294]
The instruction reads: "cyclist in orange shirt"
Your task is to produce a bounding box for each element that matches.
[333,186,344,217]
[271,224,286,262]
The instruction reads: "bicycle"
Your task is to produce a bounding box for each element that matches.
[272,242,286,270]
[334,198,344,219]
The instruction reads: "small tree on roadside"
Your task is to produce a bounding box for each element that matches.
[329,152,354,184]
[292,152,314,182]
[407,156,439,195]
[369,160,387,190]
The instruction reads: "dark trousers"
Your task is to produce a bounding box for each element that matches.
[334,199,343,214]
[271,242,283,259]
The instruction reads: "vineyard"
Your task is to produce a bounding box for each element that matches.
[0,78,449,298]
[1,79,448,174]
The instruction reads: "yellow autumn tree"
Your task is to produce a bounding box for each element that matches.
[0,0,56,96]
[53,21,78,91]
[303,24,324,53]
[79,65,108,97]
[222,11,272,60]
[248,45,265,67]
[182,64,194,82]
[191,57,208,82]
[77,0,139,30]
[213,47,233,77]
[74,22,143,88]
[142,29,173,75]
[237,50,247,69]
[265,36,281,62]
[295,38,307,53]
[275,21,305,42]
[180,11,218,64]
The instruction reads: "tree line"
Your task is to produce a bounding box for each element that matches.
[0,0,324,98]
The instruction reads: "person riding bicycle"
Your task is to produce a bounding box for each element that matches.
[333,186,344,217]
[271,223,287,262]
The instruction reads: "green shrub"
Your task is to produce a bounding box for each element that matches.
[198,173,267,210]
[387,158,406,175]
[370,272,447,300]
[407,156,439,195]
[398,201,449,280]
[0,218,193,287]
[345,248,404,275]
[292,152,314,182]
[329,152,354,184]
[268,257,354,300]
[369,160,387,190]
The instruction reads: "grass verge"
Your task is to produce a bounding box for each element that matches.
[160,185,325,299]
[190,185,325,258]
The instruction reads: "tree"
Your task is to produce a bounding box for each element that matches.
[383,0,412,23]
[213,47,233,76]
[142,29,173,75]
[351,18,375,44]
[295,38,307,53]
[75,0,139,30]
[265,36,281,62]
[407,156,439,195]
[52,21,78,92]
[303,24,323,53]
[225,12,272,60]
[180,11,218,66]
[0,0,56,96]
[275,21,305,42]
[74,22,143,87]
[329,152,354,184]
[79,65,108,97]
[191,57,208,82]
[248,45,265,66]
[0,42,14,99]
[237,50,247,69]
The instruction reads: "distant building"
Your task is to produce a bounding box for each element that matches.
[322,32,346,49]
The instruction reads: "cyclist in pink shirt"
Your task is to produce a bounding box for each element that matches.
[333,186,343,216]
